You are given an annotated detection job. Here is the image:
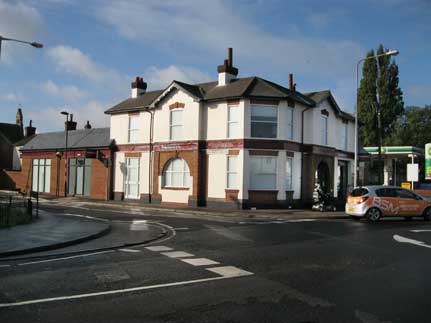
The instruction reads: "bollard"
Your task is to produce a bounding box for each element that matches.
[27,198,33,219]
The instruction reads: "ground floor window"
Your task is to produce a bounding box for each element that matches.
[250,156,277,190]
[227,155,238,189]
[286,158,293,190]
[163,158,190,188]
[68,158,92,196]
[32,158,51,193]
[125,157,140,198]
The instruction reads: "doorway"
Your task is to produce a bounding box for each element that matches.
[68,158,92,196]
[125,157,140,199]
[315,161,330,193]
[337,161,348,200]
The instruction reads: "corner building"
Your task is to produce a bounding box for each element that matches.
[106,49,355,208]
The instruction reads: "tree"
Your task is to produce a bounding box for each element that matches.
[357,44,404,147]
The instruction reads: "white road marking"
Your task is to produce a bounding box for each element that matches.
[205,224,252,241]
[393,234,431,249]
[145,246,173,252]
[173,227,189,230]
[118,248,141,253]
[0,264,11,268]
[0,265,253,308]
[180,258,220,266]
[286,219,317,222]
[161,251,194,258]
[17,250,114,266]
[410,229,431,233]
[130,220,149,231]
[206,266,253,277]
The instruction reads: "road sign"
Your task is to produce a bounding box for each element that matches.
[407,164,419,182]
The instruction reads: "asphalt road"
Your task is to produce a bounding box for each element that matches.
[1,204,431,323]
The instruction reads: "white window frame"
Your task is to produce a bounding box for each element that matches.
[227,105,239,138]
[250,104,278,139]
[285,158,293,191]
[32,158,51,193]
[226,155,238,189]
[163,158,190,188]
[169,109,183,141]
[128,115,140,143]
[287,107,294,140]
[320,114,328,146]
[124,157,140,199]
[341,122,348,150]
[250,156,277,190]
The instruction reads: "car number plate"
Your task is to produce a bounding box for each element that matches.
[347,207,355,213]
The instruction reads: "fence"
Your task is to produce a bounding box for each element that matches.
[0,192,35,227]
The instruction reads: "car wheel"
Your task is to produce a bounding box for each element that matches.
[423,208,431,221]
[366,208,381,222]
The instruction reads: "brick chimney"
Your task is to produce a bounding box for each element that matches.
[65,114,77,131]
[288,73,296,91]
[217,47,238,86]
[131,76,147,98]
[25,120,36,137]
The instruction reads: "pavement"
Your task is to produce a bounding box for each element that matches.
[0,211,112,258]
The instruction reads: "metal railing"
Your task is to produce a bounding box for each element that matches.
[0,192,35,227]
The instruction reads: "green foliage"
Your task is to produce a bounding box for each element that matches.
[358,44,404,147]
[388,105,431,148]
[0,206,31,228]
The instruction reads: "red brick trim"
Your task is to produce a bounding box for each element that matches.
[128,111,140,116]
[249,150,279,156]
[250,98,279,105]
[161,187,189,191]
[228,149,240,155]
[225,189,239,202]
[169,102,185,110]
[117,144,150,152]
[227,99,240,106]
[125,152,142,158]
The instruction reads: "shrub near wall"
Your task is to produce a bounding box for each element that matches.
[0,199,32,228]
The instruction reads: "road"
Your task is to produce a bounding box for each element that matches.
[1,204,431,323]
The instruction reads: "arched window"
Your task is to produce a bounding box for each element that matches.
[163,158,190,188]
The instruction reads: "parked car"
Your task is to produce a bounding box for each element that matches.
[345,185,431,221]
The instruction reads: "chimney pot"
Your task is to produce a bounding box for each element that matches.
[289,73,294,90]
[228,47,233,67]
[131,76,147,98]
[25,119,36,137]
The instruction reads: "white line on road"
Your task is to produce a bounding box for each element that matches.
[410,229,431,233]
[161,251,194,258]
[0,264,11,268]
[205,224,252,241]
[0,266,253,308]
[286,219,317,223]
[173,227,189,230]
[17,250,115,266]
[393,234,431,249]
[145,246,173,252]
[180,258,220,266]
[118,248,141,253]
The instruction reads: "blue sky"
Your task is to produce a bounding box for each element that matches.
[1,0,430,132]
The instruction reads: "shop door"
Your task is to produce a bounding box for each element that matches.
[125,157,140,199]
[68,158,92,196]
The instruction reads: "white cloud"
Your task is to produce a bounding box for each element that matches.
[96,0,364,79]
[47,45,126,89]
[27,100,110,132]
[143,65,212,90]
[42,80,87,101]
[0,93,24,102]
[0,0,44,63]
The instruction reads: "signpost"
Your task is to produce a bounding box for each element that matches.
[426,143,431,180]
[407,163,418,190]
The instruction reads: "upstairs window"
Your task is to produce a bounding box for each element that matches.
[251,105,277,138]
[227,105,239,138]
[170,109,183,140]
[320,114,328,145]
[341,122,348,150]
[287,107,294,140]
[128,115,140,143]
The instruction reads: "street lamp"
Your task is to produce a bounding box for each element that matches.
[0,35,43,60]
[61,111,69,197]
[354,49,399,188]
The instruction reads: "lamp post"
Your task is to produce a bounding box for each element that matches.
[0,35,43,60]
[354,49,399,188]
[61,111,69,197]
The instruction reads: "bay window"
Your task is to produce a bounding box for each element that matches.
[251,105,277,138]
[250,156,277,190]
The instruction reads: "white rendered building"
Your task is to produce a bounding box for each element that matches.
[105,49,355,208]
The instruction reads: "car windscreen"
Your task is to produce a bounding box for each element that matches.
[351,188,368,196]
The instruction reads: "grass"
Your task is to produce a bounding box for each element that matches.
[0,206,32,228]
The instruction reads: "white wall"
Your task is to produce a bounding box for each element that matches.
[12,146,21,170]
[158,175,192,204]
[205,100,245,140]
[113,152,125,192]
[110,112,150,145]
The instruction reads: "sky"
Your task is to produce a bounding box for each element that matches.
[0,0,430,132]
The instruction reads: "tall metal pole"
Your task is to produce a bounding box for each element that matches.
[0,35,43,60]
[63,114,69,197]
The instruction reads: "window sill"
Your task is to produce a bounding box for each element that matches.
[248,190,278,192]
[162,187,189,191]
[225,189,239,193]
